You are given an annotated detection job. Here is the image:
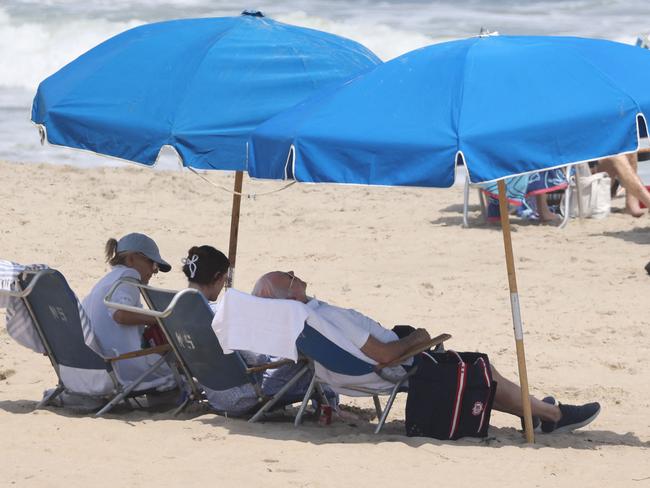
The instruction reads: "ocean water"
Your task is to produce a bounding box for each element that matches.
[1,0,649,171]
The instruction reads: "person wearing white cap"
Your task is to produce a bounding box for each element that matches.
[82,233,177,392]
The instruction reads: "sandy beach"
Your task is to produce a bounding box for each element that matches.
[1,159,649,487]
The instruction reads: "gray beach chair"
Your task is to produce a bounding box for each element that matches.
[0,268,173,415]
[104,279,311,421]
[294,324,451,433]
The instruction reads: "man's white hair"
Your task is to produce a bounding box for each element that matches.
[251,271,290,299]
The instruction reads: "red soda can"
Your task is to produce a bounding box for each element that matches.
[318,404,332,426]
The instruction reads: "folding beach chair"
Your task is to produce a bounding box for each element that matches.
[104,279,312,421]
[0,268,174,415]
[294,324,451,433]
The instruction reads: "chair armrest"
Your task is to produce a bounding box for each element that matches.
[245,358,296,374]
[103,278,200,319]
[0,268,55,298]
[106,344,171,362]
[375,333,451,370]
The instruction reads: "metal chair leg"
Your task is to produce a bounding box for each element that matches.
[372,395,382,419]
[172,394,192,416]
[294,373,317,427]
[37,384,65,409]
[559,165,572,229]
[248,363,310,423]
[462,177,470,228]
[95,354,168,416]
[314,382,329,406]
[374,383,405,434]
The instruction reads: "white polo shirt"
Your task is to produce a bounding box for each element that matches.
[82,265,175,391]
[305,298,406,396]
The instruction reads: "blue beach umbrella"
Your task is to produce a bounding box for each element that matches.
[249,35,650,442]
[31,11,380,281]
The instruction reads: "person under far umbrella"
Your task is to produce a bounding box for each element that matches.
[481,168,569,224]
[253,270,602,434]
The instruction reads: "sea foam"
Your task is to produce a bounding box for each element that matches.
[0,7,143,90]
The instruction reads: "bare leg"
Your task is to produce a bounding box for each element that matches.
[492,367,560,422]
[535,194,560,223]
[598,153,650,217]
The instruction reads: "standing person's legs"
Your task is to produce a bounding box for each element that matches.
[598,153,650,216]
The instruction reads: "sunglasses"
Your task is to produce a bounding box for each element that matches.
[286,272,296,290]
[137,253,159,272]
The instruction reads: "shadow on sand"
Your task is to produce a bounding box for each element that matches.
[0,397,179,419]
[2,400,646,449]
[432,203,540,230]
[193,406,648,450]
[598,227,650,245]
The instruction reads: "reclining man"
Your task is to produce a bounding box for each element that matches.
[252,271,601,434]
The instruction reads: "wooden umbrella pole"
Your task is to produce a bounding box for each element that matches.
[227,170,244,288]
[497,180,535,444]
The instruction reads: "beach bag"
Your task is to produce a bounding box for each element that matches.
[566,165,611,219]
[405,351,497,440]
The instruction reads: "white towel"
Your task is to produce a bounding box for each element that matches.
[211,289,309,361]
[0,260,49,353]
[0,260,104,357]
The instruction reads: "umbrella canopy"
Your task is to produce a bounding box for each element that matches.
[249,35,650,186]
[31,11,380,170]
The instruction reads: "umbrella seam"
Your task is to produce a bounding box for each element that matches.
[453,38,479,184]
[263,24,379,182]
[167,19,251,163]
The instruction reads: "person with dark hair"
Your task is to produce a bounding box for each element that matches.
[182,245,230,302]
[82,233,177,391]
[181,245,334,415]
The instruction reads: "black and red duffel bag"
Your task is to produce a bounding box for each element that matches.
[405,351,497,440]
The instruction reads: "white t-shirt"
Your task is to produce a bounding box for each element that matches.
[307,299,399,349]
[305,299,406,396]
[82,266,175,391]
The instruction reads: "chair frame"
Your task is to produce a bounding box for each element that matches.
[293,325,451,434]
[0,268,173,416]
[104,278,311,421]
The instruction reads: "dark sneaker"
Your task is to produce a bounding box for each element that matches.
[541,401,601,433]
[520,415,541,433]
[520,396,555,432]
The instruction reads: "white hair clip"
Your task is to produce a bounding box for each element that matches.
[182,254,199,279]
